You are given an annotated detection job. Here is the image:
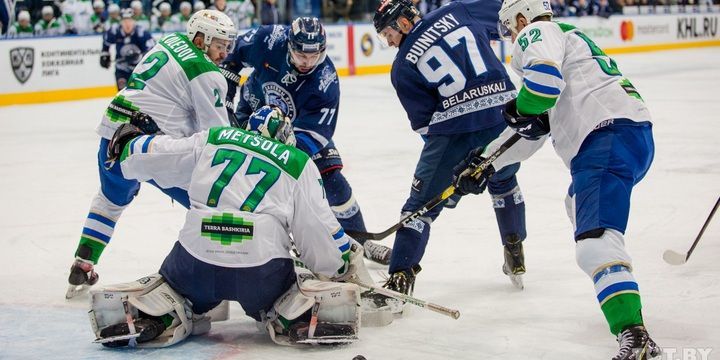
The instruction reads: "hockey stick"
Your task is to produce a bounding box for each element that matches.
[352,279,461,320]
[663,196,719,265]
[346,133,523,241]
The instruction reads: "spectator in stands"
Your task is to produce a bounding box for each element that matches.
[35,5,64,36]
[170,1,192,31]
[569,0,591,15]
[7,10,35,38]
[131,0,151,29]
[261,0,279,24]
[194,1,206,12]
[152,2,174,31]
[324,0,353,22]
[107,3,121,28]
[590,0,614,17]
[91,0,107,33]
[552,0,570,16]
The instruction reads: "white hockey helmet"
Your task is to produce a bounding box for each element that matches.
[498,0,553,39]
[187,9,238,52]
[108,3,120,14]
[18,10,31,22]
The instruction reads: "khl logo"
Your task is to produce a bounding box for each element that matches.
[10,47,34,84]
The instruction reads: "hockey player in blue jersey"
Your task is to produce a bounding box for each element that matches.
[221,17,393,265]
[100,9,155,90]
[369,0,528,302]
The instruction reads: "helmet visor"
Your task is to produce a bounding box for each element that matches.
[376,25,401,48]
[498,20,514,41]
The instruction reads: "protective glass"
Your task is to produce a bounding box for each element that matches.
[210,37,235,54]
[376,25,399,47]
[289,48,323,70]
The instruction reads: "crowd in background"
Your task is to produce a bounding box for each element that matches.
[1,0,719,38]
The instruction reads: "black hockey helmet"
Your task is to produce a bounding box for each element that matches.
[373,0,420,34]
[289,17,326,53]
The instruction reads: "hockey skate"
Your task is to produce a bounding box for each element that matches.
[612,325,662,360]
[363,241,392,265]
[502,235,525,290]
[363,265,421,315]
[96,318,167,348]
[288,321,358,345]
[66,257,99,299]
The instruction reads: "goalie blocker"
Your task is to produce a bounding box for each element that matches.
[89,272,362,347]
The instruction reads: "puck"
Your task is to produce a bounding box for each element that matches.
[352,356,366,360]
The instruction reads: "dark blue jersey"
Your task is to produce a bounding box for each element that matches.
[102,24,154,73]
[223,25,341,156]
[391,0,515,136]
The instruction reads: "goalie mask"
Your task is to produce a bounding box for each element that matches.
[245,105,296,147]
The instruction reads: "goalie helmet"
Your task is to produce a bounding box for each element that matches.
[498,0,553,39]
[187,10,237,52]
[245,106,296,147]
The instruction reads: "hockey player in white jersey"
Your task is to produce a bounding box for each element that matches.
[452,0,661,359]
[66,10,238,299]
[87,105,363,347]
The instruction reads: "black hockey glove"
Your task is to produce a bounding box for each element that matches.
[503,98,550,140]
[100,52,111,69]
[130,112,161,134]
[452,148,495,196]
[107,123,144,161]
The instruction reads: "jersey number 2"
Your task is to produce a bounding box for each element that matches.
[127,52,169,90]
[417,26,488,98]
[207,149,281,212]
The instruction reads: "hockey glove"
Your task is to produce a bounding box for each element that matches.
[130,112,161,134]
[503,99,550,140]
[107,123,144,161]
[452,147,495,196]
[100,52,111,69]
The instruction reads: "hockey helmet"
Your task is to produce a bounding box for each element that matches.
[245,106,296,147]
[289,17,327,54]
[373,0,419,34]
[187,10,238,52]
[498,0,553,39]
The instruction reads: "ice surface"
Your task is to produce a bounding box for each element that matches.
[1,48,719,359]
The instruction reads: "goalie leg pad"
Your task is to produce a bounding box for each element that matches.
[264,272,361,346]
[89,274,193,348]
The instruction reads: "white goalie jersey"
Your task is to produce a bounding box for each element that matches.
[98,32,230,140]
[118,127,351,278]
[487,21,652,169]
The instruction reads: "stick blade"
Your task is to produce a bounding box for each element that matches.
[663,250,687,265]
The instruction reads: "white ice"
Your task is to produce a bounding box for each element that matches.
[1,48,719,360]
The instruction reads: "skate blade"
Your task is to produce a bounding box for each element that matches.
[294,335,358,345]
[93,332,141,345]
[66,284,91,299]
[509,274,524,290]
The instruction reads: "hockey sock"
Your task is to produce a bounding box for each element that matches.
[389,218,430,273]
[77,211,118,263]
[491,186,527,244]
[323,169,367,233]
[594,264,644,335]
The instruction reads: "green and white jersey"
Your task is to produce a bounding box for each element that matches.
[98,32,230,139]
[133,14,151,32]
[34,18,64,36]
[7,24,35,38]
[119,127,351,276]
[487,21,651,169]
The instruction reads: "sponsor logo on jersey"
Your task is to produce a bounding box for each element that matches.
[266,25,287,51]
[677,16,718,39]
[441,80,508,110]
[10,47,34,84]
[318,65,337,93]
[281,70,298,85]
[404,13,460,64]
[201,213,254,245]
[262,82,297,120]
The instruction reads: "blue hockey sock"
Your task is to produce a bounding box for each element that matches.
[389,218,430,273]
[322,169,366,233]
[492,186,527,244]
